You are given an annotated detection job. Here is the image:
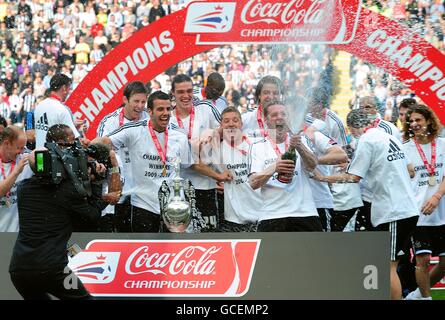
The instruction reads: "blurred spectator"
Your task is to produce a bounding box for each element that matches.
[96,6,108,26]
[9,87,22,125]
[108,5,123,29]
[90,43,104,64]
[90,21,104,39]
[224,88,241,110]
[1,71,17,96]
[0,94,10,121]
[162,1,172,15]
[136,1,151,25]
[43,68,55,89]
[17,0,32,22]
[0,0,7,23]
[74,36,90,65]
[0,115,7,131]
[33,75,46,98]
[138,15,149,29]
[149,0,166,23]
[4,6,15,29]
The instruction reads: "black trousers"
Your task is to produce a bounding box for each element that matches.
[97,213,115,232]
[10,268,92,300]
[114,197,132,232]
[131,206,160,232]
[97,198,133,232]
[195,189,218,232]
[71,214,98,232]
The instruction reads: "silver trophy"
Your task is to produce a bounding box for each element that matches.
[161,158,191,232]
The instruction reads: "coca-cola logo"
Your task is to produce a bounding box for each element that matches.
[125,245,220,276]
[185,0,361,45]
[77,240,261,297]
[240,0,326,25]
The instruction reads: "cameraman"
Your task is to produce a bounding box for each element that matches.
[9,124,121,300]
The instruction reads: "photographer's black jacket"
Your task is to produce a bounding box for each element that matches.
[9,177,108,273]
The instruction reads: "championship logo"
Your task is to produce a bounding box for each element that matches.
[68,252,120,284]
[184,2,236,33]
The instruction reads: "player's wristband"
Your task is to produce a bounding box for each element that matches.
[110,167,120,174]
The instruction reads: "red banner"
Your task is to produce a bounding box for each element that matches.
[66,9,213,139]
[332,8,445,122]
[66,1,445,139]
[67,239,260,297]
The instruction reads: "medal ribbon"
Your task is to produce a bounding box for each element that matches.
[175,107,195,140]
[119,107,140,126]
[414,138,436,177]
[322,108,328,121]
[268,133,289,157]
[229,135,251,156]
[363,118,381,133]
[257,104,267,138]
[373,118,381,128]
[148,121,168,166]
[0,159,15,200]
[118,108,125,127]
[50,93,62,102]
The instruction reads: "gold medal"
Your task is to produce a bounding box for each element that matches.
[429,175,436,186]
[5,199,11,208]
[162,165,167,177]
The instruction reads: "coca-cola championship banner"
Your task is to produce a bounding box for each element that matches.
[65,0,445,139]
[67,240,260,297]
[0,232,393,299]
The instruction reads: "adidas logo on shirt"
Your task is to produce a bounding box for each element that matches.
[35,113,49,131]
[387,139,405,162]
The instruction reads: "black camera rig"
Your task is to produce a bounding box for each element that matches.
[34,141,111,197]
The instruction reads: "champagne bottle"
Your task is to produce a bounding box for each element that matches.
[277,146,297,184]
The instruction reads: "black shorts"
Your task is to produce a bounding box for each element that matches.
[331,207,361,232]
[195,189,218,232]
[217,192,224,225]
[257,216,323,232]
[375,216,418,261]
[219,220,257,232]
[355,201,374,231]
[411,225,445,257]
[131,206,160,233]
[317,208,333,232]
